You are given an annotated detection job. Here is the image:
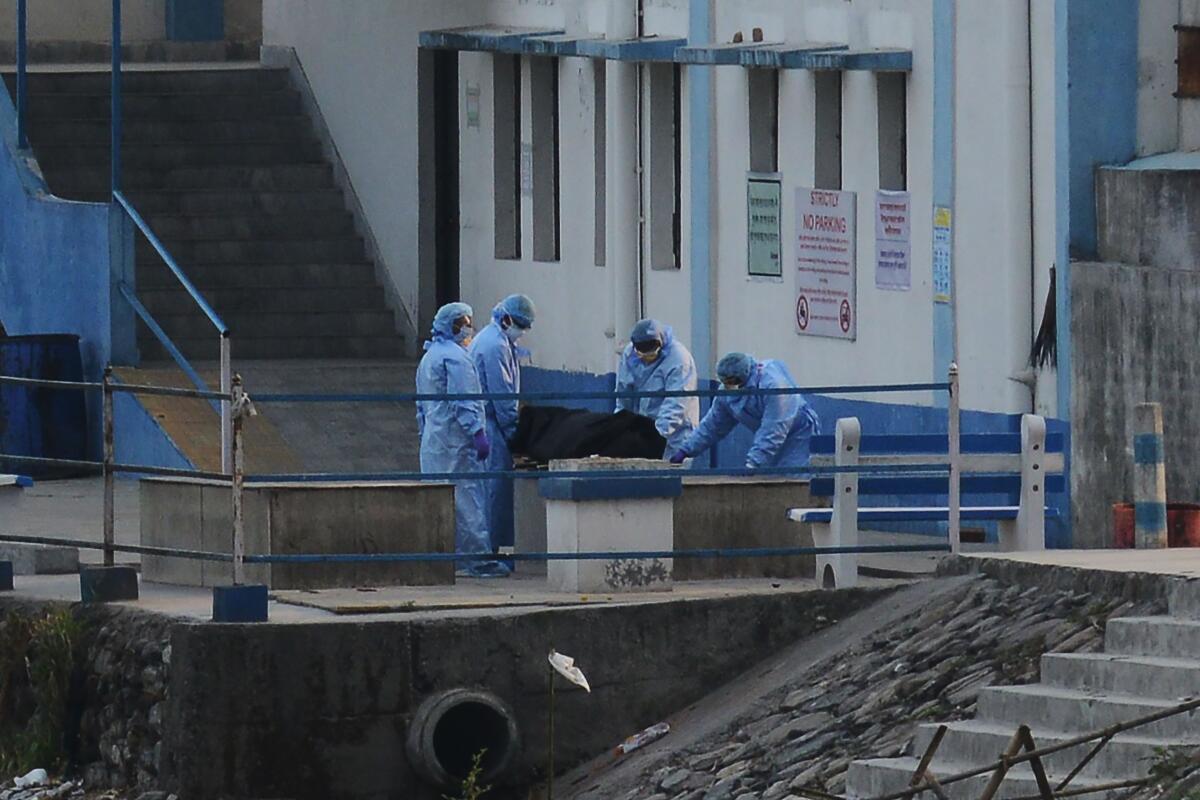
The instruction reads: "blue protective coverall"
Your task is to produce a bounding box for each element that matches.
[468,312,528,549]
[416,332,491,561]
[615,326,700,455]
[679,359,821,469]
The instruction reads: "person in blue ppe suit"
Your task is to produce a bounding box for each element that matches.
[468,294,536,557]
[670,352,821,470]
[416,302,510,578]
[615,319,699,458]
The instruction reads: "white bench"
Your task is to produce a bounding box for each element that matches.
[788,415,1063,589]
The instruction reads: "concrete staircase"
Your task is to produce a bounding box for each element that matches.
[848,593,1200,799]
[5,65,402,361]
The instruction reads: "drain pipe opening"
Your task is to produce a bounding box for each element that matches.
[406,689,521,789]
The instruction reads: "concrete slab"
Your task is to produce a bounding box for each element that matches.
[0,476,140,565]
[0,542,79,575]
[961,548,1200,578]
[141,478,455,590]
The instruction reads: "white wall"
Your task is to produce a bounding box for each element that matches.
[1139,0,1180,156]
[265,0,1056,418]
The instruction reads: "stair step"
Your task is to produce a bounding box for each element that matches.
[34,141,326,169]
[26,90,302,121]
[125,190,347,216]
[137,335,405,361]
[136,262,377,290]
[136,237,366,264]
[3,67,290,95]
[976,684,1200,739]
[46,164,336,193]
[143,212,355,241]
[139,286,387,315]
[0,41,259,65]
[1042,651,1200,700]
[27,117,317,145]
[910,720,1198,783]
[137,310,396,339]
[1105,616,1200,659]
[1172,584,1200,620]
[848,756,1126,800]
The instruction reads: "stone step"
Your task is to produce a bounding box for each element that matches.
[1171,584,1200,620]
[847,756,1122,800]
[135,262,377,290]
[910,720,1198,782]
[34,140,326,170]
[138,334,404,361]
[143,211,356,241]
[1042,651,1200,700]
[136,237,366,264]
[976,684,1200,740]
[26,90,302,121]
[1105,616,1200,659]
[3,67,289,95]
[126,189,347,216]
[139,286,387,315]
[46,163,336,193]
[0,41,259,65]
[27,117,316,145]
[137,310,396,340]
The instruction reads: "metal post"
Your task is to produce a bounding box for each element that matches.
[546,664,556,800]
[102,367,115,567]
[220,333,232,474]
[231,374,246,586]
[1133,402,1168,549]
[16,0,27,150]
[947,362,961,553]
[110,0,122,196]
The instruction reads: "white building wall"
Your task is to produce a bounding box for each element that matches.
[1139,0,1180,156]
[265,0,1056,418]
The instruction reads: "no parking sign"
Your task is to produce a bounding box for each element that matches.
[795,188,856,340]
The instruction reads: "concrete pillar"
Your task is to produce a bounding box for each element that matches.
[606,0,640,355]
[1134,402,1168,549]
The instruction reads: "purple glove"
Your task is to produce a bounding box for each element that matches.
[668,450,688,465]
[473,429,491,462]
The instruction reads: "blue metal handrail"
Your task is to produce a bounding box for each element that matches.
[117,282,212,389]
[254,382,953,404]
[113,191,229,336]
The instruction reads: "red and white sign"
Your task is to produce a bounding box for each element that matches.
[795,188,857,340]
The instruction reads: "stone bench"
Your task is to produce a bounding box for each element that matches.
[140,478,455,590]
[515,464,824,582]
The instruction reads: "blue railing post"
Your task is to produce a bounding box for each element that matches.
[111,0,122,195]
[15,0,27,149]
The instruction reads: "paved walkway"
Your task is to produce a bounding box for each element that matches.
[963,548,1200,578]
[3,476,140,564]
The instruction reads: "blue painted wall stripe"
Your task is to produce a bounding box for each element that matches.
[931,0,955,405]
[1135,502,1167,532]
[1133,434,1165,465]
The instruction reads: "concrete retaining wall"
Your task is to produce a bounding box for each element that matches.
[1069,261,1200,548]
[162,586,889,799]
[1096,167,1200,268]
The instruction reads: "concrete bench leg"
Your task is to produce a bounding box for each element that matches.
[812,523,857,589]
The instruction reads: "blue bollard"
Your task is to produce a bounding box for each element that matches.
[0,560,12,591]
[212,585,269,623]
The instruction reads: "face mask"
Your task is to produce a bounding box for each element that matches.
[504,325,525,343]
[454,325,474,346]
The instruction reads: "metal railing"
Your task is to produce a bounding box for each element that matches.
[0,370,961,589]
[11,0,234,473]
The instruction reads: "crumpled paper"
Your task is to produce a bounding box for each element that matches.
[548,649,591,692]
